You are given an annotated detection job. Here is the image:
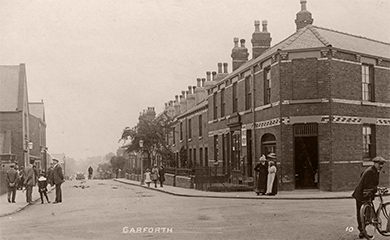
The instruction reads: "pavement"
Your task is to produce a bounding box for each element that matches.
[114,178,355,200]
[0,185,55,217]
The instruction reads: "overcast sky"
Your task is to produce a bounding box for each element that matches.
[1,0,389,161]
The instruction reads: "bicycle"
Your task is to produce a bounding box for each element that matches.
[360,187,390,239]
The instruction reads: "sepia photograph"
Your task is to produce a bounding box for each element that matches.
[0,0,389,239]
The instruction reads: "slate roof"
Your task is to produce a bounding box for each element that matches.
[0,65,21,112]
[223,24,390,82]
[29,102,45,121]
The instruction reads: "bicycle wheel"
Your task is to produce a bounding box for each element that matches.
[377,202,390,236]
[361,203,376,239]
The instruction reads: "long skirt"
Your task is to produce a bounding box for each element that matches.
[266,173,278,195]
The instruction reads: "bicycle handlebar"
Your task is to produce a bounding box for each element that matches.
[376,187,388,196]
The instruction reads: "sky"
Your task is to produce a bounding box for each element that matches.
[1,0,389,161]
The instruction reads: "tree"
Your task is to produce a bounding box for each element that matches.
[110,156,125,174]
[119,112,174,167]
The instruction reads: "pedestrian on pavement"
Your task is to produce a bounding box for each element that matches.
[17,166,25,190]
[88,166,93,180]
[47,164,54,186]
[158,165,165,187]
[6,164,19,203]
[254,155,268,195]
[352,156,387,239]
[38,172,50,204]
[52,158,64,204]
[144,168,152,187]
[151,165,159,188]
[266,153,278,196]
[24,159,36,204]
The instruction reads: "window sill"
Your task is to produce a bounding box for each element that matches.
[188,138,192,142]
[198,136,203,140]
[361,101,376,106]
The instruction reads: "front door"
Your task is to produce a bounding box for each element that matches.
[294,124,319,189]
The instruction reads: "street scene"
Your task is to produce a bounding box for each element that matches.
[2,179,386,240]
[1,0,390,240]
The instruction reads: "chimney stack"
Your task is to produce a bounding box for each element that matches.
[295,0,313,31]
[174,95,181,115]
[195,79,207,104]
[231,38,249,71]
[251,20,272,59]
[187,86,196,109]
[180,91,187,113]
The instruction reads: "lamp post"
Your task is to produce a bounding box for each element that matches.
[139,139,144,185]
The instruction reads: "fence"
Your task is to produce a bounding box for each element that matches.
[194,166,254,192]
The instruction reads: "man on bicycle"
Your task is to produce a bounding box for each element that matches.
[352,156,387,238]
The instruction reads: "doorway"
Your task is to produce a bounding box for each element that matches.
[294,124,319,189]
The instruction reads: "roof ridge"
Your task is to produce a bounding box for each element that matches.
[313,25,390,46]
[308,25,332,47]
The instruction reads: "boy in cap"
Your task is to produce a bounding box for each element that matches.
[352,156,388,238]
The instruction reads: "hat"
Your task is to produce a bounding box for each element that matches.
[259,155,266,162]
[267,153,276,159]
[372,156,387,164]
[52,158,59,162]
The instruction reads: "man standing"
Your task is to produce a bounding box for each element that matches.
[52,158,64,204]
[5,164,19,203]
[24,160,36,204]
[158,165,165,187]
[47,163,54,186]
[352,156,387,239]
[88,166,93,180]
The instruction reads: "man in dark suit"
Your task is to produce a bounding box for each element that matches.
[6,164,19,203]
[352,156,387,239]
[24,159,36,204]
[52,158,64,203]
[47,163,54,186]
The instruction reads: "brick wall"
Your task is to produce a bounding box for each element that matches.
[0,112,25,167]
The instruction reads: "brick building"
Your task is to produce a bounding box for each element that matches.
[156,0,390,191]
[0,64,32,169]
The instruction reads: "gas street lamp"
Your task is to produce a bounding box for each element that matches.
[139,139,144,185]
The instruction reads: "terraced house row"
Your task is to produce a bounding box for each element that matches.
[153,0,390,191]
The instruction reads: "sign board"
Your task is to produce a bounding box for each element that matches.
[241,125,247,147]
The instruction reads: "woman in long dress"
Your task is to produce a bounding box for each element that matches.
[266,160,277,195]
[254,155,268,195]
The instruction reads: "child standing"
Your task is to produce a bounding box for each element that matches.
[38,172,50,204]
[144,168,152,187]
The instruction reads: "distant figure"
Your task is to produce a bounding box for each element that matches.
[38,172,50,204]
[151,165,159,188]
[158,165,165,187]
[6,164,19,203]
[88,166,93,180]
[144,168,152,187]
[254,155,268,195]
[52,158,64,204]
[24,160,37,204]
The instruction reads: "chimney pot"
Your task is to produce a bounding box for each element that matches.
[254,20,260,32]
[197,78,201,87]
[193,86,196,93]
[240,39,246,48]
[218,63,222,73]
[181,91,185,98]
[206,71,211,81]
[188,86,192,94]
[262,20,268,32]
[175,95,179,102]
[201,78,206,87]
[301,0,307,10]
[212,71,217,81]
[223,63,228,73]
[234,37,239,48]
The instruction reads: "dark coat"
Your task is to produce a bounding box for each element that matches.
[254,162,268,192]
[6,168,19,186]
[53,164,64,185]
[24,165,36,186]
[352,165,380,202]
[158,167,165,182]
[47,168,54,185]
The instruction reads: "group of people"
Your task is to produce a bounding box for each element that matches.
[144,164,165,188]
[5,158,65,204]
[254,153,278,196]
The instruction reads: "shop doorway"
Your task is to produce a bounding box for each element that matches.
[294,124,319,189]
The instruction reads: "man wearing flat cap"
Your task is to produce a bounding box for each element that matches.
[52,158,64,203]
[352,156,387,238]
